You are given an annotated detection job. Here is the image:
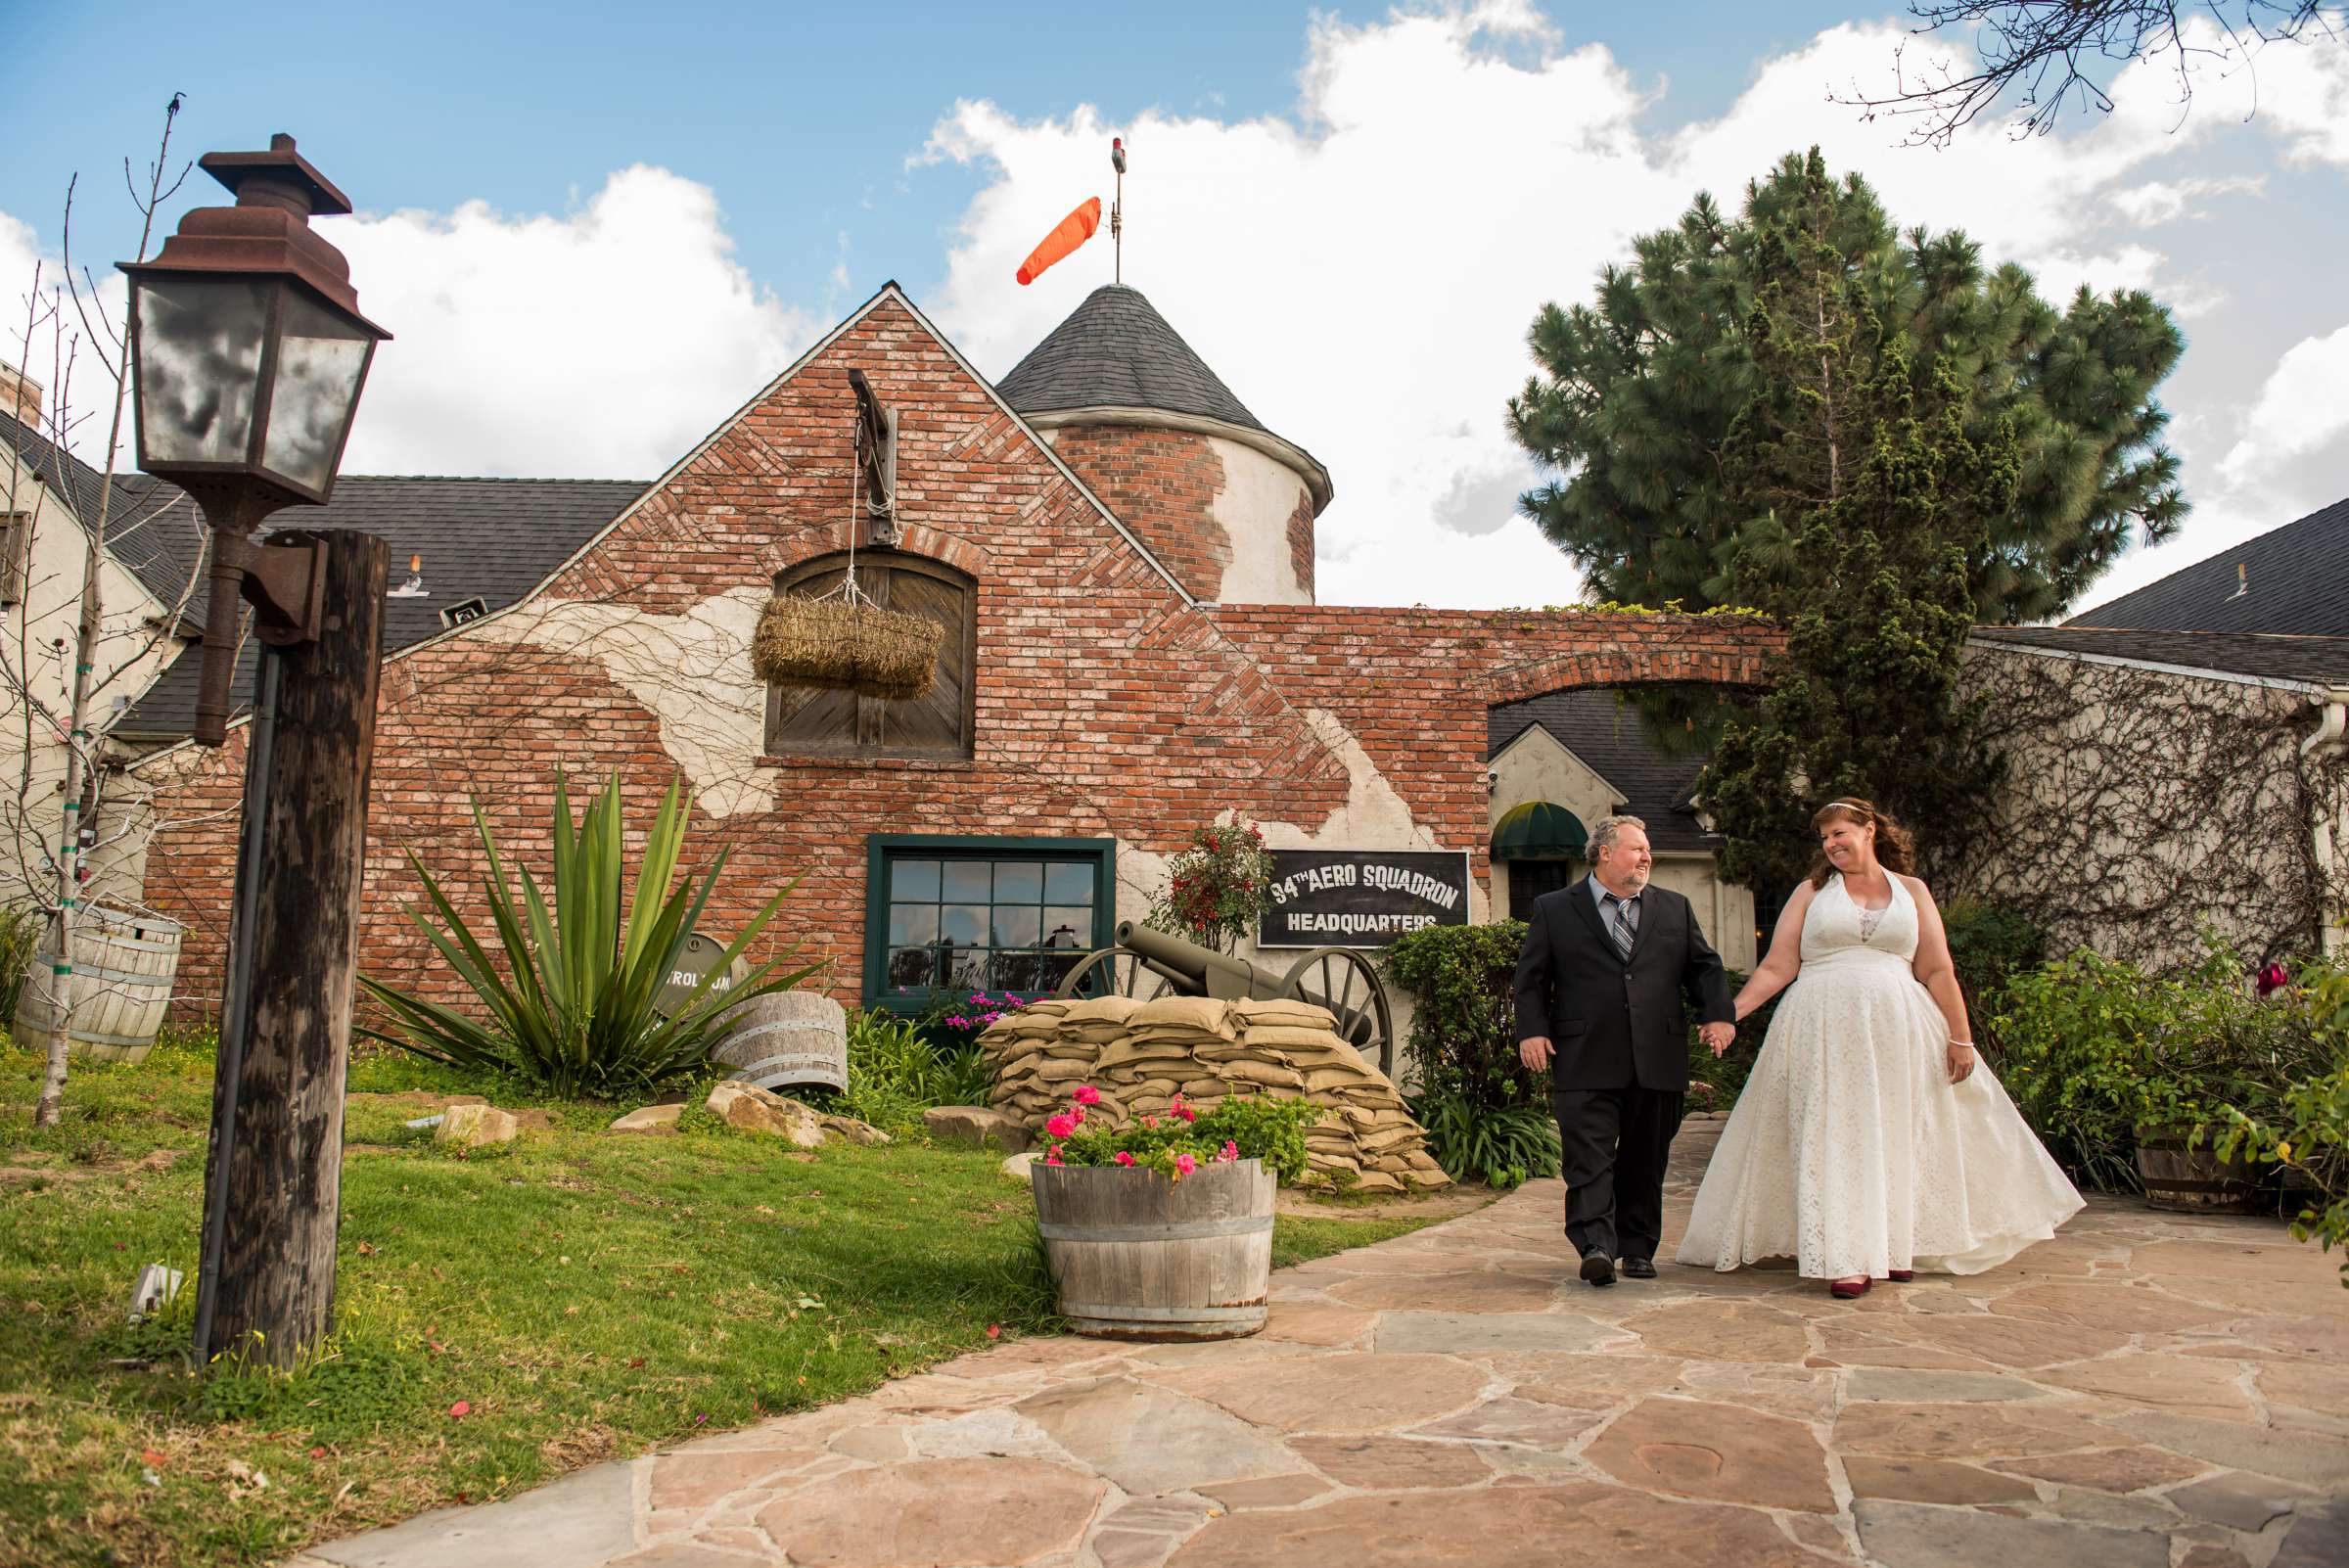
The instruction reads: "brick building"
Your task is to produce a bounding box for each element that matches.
[129,282,1777,1064]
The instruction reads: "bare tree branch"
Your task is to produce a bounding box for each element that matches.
[1833,1,2339,145]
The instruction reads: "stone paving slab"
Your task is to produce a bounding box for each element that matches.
[289,1133,2349,1568]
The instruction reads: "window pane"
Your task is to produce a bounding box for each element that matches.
[942,861,991,901]
[886,946,937,991]
[940,904,989,945]
[992,905,1041,947]
[1044,906,1092,947]
[945,947,990,991]
[1044,862,1092,901]
[990,949,1056,993]
[993,861,1043,902]
[888,905,938,945]
[892,859,940,901]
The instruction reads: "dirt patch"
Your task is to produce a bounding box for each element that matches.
[1277,1183,1502,1221]
[345,1092,561,1131]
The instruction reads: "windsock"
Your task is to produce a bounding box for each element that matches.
[1016,197,1103,286]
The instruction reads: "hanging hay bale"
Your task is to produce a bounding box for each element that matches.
[752,593,942,701]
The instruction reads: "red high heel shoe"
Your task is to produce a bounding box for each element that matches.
[1887,1269,1914,1282]
[1829,1277,1871,1300]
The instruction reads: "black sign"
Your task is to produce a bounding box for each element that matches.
[1258,849,1471,948]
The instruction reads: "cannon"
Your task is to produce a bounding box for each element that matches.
[1053,919,1397,1078]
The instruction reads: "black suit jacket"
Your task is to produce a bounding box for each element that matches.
[1511,879,1733,1092]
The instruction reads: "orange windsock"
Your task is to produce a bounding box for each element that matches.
[1016,197,1102,286]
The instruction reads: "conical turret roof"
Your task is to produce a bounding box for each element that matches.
[997,284,1266,432]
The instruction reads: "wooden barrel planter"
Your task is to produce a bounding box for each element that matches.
[712,992,848,1092]
[2135,1124,2263,1214]
[13,906,184,1065]
[1032,1158,1275,1341]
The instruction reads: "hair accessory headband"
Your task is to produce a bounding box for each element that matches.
[1824,800,1871,814]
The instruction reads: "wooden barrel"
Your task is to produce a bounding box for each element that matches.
[712,992,848,1091]
[2135,1125,2262,1214]
[13,906,184,1065]
[1032,1158,1275,1341]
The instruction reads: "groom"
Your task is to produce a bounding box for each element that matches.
[1513,814,1735,1286]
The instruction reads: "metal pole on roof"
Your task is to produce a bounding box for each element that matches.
[1110,137,1127,285]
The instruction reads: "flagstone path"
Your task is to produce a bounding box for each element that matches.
[294,1123,2349,1568]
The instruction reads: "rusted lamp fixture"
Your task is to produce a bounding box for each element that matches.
[119,134,390,746]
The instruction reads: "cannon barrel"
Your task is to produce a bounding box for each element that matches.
[1113,920,1284,1001]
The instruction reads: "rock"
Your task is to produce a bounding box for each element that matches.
[1853,1499,2168,1568]
[924,1105,1033,1153]
[1002,1152,1040,1183]
[1581,1396,1837,1513]
[436,1103,519,1147]
[1620,1301,1812,1363]
[1015,1377,1305,1496]
[1842,1455,2040,1505]
[706,1082,825,1148]
[756,1456,1102,1568]
[820,1114,892,1147]
[610,1103,683,1134]
[1288,1434,1495,1491]
[1155,1352,1486,1435]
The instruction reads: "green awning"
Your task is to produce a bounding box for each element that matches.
[1492,801,1587,859]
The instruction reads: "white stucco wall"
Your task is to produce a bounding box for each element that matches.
[1203,436,1312,606]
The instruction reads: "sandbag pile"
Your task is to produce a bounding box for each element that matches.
[980,993,1450,1193]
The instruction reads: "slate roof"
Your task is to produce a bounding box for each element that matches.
[1486,688,1719,854]
[1968,624,2349,687]
[117,477,645,741]
[2,416,208,611]
[997,284,1267,433]
[2068,495,2349,636]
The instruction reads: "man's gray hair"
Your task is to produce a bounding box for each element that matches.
[1588,814,1647,858]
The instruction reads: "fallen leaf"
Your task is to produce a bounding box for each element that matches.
[141,1448,167,1467]
[986,1324,1001,1340]
[354,1240,378,1257]
[448,1401,472,1419]
[628,1357,646,1369]
[309,1447,328,1460]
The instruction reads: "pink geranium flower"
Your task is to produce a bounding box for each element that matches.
[1074,1085,1101,1106]
[1173,1099,1198,1124]
[1071,1106,1087,1126]
[1114,1151,1135,1168]
[1143,1114,1160,1129]
[1045,1113,1077,1140]
[1217,1139,1239,1164]
[1044,1146,1065,1166]
[2257,961,2289,997]
[1174,1153,1197,1176]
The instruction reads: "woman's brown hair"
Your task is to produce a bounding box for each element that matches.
[1807,797,1915,888]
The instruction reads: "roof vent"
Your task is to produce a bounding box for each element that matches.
[2233,562,2248,599]
[439,595,490,629]
[389,551,429,599]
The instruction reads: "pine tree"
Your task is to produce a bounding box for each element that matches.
[1507,148,2185,625]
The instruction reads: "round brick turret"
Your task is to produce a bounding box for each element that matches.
[998,285,1330,606]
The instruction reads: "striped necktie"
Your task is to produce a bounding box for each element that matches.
[1606,894,1635,960]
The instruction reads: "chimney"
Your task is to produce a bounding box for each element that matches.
[0,360,42,433]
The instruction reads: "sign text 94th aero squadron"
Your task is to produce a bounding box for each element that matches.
[1257,849,1470,948]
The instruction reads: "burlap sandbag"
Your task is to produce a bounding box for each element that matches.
[1128,996,1237,1038]
[1233,998,1338,1029]
[1240,1025,1356,1051]
[1063,996,1144,1024]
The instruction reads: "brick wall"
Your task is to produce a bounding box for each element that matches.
[1042,425,1230,603]
[137,292,1782,1025]
[1286,493,1315,604]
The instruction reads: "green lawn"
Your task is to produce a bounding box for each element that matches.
[0,1036,1451,1568]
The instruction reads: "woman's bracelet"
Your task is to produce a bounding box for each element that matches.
[1949,1039,1976,1050]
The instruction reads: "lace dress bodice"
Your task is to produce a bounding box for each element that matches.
[1798,873,1917,972]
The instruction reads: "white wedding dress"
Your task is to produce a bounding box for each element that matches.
[1676,872,2083,1278]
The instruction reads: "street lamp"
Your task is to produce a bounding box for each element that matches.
[119,133,390,746]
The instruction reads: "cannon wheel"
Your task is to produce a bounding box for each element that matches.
[1279,947,1396,1079]
[1052,946,1179,1002]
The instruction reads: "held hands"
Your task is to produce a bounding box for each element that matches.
[1519,1036,1552,1072]
[1698,1021,1736,1058]
[1947,1040,1978,1084]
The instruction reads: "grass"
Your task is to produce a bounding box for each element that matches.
[0,1033,1457,1568]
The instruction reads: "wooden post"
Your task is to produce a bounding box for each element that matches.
[195,529,388,1366]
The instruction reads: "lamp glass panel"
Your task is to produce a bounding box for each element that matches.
[134,276,270,466]
[260,289,371,493]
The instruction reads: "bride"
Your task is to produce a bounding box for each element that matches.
[1676,798,2082,1297]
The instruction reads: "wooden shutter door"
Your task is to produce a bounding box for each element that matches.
[766,566,862,753]
[876,564,972,756]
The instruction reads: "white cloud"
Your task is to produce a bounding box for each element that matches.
[2219,321,2349,481]
[2107,173,2265,223]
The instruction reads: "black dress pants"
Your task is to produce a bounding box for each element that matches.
[1552,1084,1683,1263]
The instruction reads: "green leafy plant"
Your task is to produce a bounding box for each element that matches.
[1383,921,1535,1109]
[358,771,818,1098]
[2211,953,2349,1284]
[1407,1088,1559,1189]
[0,898,45,1023]
[1044,1084,1322,1184]
[1144,817,1275,953]
[818,1007,996,1135]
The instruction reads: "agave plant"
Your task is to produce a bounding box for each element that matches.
[359,771,818,1097]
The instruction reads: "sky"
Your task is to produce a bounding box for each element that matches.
[6,0,2346,616]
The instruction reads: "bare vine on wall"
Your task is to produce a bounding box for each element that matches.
[1947,647,2349,968]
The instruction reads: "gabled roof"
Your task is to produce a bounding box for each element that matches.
[999,284,1266,431]
[1,416,207,611]
[2068,496,2349,636]
[1967,624,2349,689]
[1486,688,1718,853]
[118,477,645,739]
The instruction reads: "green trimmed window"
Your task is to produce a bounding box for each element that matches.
[864,835,1116,1008]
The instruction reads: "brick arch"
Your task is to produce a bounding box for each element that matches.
[754,521,994,583]
[1481,639,1775,708]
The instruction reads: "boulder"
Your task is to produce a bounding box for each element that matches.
[436,1103,519,1148]
[924,1106,1033,1153]
[609,1103,684,1134]
[820,1114,893,1147]
[1002,1151,1041,1184]
[706,1082,826,1148]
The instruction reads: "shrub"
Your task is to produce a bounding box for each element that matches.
[820,1007,995,1135]
[1143,817,1274,953]
[0,899,45,1024]
[359,772,819,1098]
[1992,937,2334,1192]
[2213,954,2349,1284]
[1941,897,2046,1054]
[1407,1088,1559,1188]
[1383,922,1533,1110]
